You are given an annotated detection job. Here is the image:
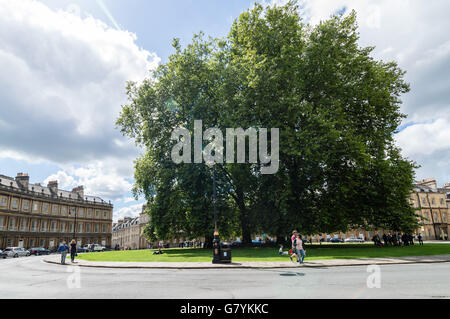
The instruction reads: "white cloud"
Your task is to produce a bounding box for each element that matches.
[0,0,158,163]
[266,0,450,185]
[0,0,157,205]
[114,202,144,222]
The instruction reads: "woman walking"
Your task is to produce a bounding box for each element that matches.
[69,239,77,263]
[296,234,306,265]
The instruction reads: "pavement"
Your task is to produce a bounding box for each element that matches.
[43,254,450,269]
[2,255,450,298]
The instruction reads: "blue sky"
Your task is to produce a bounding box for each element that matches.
[41,0,255,63]
[1,0,450,220]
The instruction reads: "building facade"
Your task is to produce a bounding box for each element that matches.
[0,173,113,249]
[306,178,450,242]
[112,205,150,250]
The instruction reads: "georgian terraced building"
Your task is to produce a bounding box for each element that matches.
[0,173,113,249]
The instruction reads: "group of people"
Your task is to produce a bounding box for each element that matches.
[372,233,420,247]
[57,240,77,265]
[279,230,306,265]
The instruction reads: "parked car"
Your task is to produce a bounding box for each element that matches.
[92,244,106,252]
[330,238,344,243]
[29,247,51,256]
[0,249,7,259]
[4,247,30,258]
[76,246,88,253]
[344,238,365,243]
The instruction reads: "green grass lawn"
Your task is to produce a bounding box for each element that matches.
[77,243,450,262]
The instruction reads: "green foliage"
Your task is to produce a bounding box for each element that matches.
[117,1,419,245]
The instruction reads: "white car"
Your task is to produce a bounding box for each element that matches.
[4,247,31,258]
[344,238,365,243]
[94,244,106,252]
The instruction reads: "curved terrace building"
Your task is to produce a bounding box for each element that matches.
[0,173,113,249]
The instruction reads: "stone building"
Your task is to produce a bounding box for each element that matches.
[112,205,151,250]
[307,178,450,242]
[112,204,204,249]
[0,173,113,249]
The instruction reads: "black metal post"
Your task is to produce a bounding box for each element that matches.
[73,209,77,242]
[212,165,221,263]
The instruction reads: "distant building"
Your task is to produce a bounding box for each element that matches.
[308,178,449,242]
[112,205,151,250]
[0,173,113,249]
[112,204,204,249]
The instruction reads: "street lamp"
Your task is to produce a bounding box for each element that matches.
[206,161,221,263]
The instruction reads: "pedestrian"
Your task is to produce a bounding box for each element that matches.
[417,234,423,245]
[279,245,289,255]
[295,234,306,265]
[57,241,69,265]
[69,239,77,263]
[289,230,298,262]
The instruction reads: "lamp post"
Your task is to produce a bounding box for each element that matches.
[207,162,221,263]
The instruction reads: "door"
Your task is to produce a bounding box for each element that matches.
[18,240,24,248]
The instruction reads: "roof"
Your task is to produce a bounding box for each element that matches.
[0,174,110,206]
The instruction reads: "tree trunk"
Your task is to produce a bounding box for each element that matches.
[203,234,213,249]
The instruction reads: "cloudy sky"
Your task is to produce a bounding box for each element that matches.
[0,0,449,221]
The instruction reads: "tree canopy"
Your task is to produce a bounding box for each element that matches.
[117,1,419,246]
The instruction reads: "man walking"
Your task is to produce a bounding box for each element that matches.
[57,241,69,265]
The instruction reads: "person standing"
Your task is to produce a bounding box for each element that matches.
[69,239,77,263]
[57,241,69,265]
[296,234,306,265]
[418,234,423,245]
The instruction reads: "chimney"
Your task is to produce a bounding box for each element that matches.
[47,180,58,194]
[72,186,84,199]
[15,173,29,190]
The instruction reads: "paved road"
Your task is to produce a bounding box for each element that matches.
[1,256,450,299]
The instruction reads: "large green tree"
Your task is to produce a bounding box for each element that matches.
[117,1,419,246]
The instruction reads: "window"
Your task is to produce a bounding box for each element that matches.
[0,216,4,230]
[61,207,66,215]
[95,224,99,233]
[21,219,27,231]
[96,211,99,217]
[88,209,92,217]
[12,199,18,209]
[43,204,49,213]
[9,217,15,229]
[23,201,29,210]
[61,222,65,233]
[78,223,83,232]
[33,203,39,212]
[53,206,58,214]
[79,209,84,217]
[103,224,106,233]
[440,198,444,205]
[422,198,427,205]
[31,220,37,232]
[41,221,47,231]
[87,224,91,232]
[432,198,435,205]
[0,198,6,206]
[70,208,75,216]
[51,222,57,232]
